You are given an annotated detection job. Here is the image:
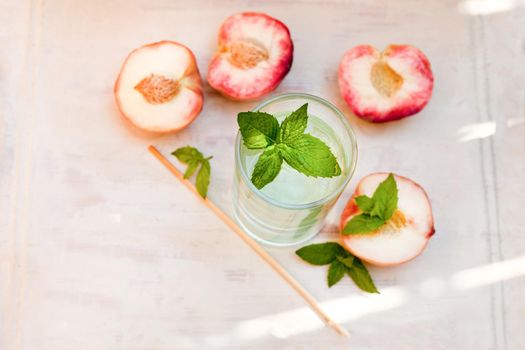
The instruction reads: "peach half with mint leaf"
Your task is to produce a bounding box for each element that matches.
[340,173,435,266]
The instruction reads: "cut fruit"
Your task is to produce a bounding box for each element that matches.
[338,45,434,123]
[114,41,204,133]
[340,173,435,266]
[207,12,294,100]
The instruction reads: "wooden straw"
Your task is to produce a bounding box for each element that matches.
[148,145,349,338]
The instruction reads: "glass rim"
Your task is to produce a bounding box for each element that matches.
[235,92,358,210]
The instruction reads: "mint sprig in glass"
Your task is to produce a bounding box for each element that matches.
[233,93,357,247]
[238,103,342,189]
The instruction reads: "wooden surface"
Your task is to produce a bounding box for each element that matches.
[1,0,524,349]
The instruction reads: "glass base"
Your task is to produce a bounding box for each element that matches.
[231,197,322,248]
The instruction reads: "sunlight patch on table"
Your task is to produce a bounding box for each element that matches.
[457,121,496,142]
[451,255,525,290]
[458,0,520,15]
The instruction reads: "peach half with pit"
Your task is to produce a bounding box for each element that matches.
[114,41,204,133]
[338,45,434,122]
[207,12,294,101]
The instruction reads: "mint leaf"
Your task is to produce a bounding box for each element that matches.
[336,255,355,269]
[343,174,399,235]
[369,173,398,221]
[296,242,379,293]
[172,146,212,199]
[295,242,346,265]
[196,159,211,198]
[342,214,385,235]
[354,174,398,219]
[347,258,379,293]
[355,195,375,213]
[172,146,204,163]
[327,259,346,287]
[237,104,342,189]
[184,159,200,179]
[279,134,341,178]
[251,146,282,189]
[279,103,308,142]
[238,111,279,149]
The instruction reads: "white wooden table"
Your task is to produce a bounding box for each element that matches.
[1,1,524,349]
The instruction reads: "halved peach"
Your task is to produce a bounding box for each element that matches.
[114,41,204,133]
[338,45,434,122]
[340,173,435,266]
[207,12,294,100]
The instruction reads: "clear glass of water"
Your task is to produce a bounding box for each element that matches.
[232,93,358,247]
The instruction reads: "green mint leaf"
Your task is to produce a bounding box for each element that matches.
[296,241,379,293]
[251,146,283,189]
[196,159,211,199]
[355,195,375,213]
[336,255,355,269]
[184,159,200,179]
[369,173,398,220]
[279,134,341,178]
[342,214,385,235]
[238,111,279,149]
[237,104,342,188]
[347,258,379,293]
[172,146,212,199]
[327,259,346,287]
[172,146,204,163]
[342,174,398,235]
[295,242,346,265]
[279,103,308,142]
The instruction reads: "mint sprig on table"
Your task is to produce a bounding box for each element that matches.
[296,242,378,293]
[343,173,398,235]
[172,146,212,199]
[238,103,341,189]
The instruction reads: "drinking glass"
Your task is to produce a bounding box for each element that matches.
[232,93,357,246]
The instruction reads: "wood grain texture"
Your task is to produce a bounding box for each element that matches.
[0,0,524,349]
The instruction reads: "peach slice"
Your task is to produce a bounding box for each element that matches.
[207,12,294,100]
[338,45,434,122]
[114,41,204,133]
[340,173,435,266]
